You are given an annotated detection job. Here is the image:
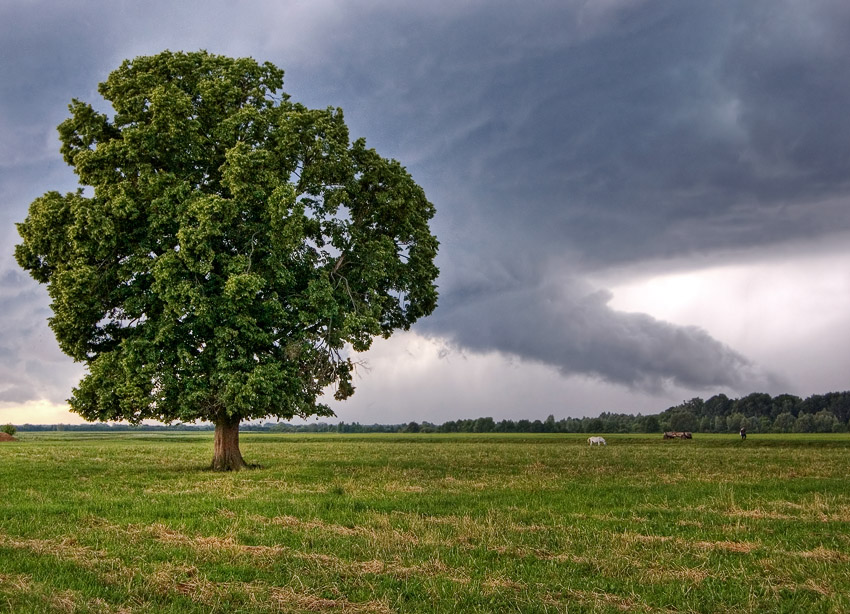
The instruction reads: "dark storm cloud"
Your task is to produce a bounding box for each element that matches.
[2,0,848,403]
[0,2,115,168]
[312,1,850,267]
[299,0,850,390]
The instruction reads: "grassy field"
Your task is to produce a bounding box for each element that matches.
[1,432,849,613]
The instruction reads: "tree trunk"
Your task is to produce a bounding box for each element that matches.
[211,415,248,471]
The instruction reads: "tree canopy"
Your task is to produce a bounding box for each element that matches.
[15,50,439,469]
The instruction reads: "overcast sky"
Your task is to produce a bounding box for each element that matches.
[2,0,850,425]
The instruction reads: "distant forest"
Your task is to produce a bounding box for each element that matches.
[11,391,850,434]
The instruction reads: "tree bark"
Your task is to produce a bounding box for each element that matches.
[211,414,248,471]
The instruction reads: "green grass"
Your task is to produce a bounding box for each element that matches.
[1,432,849,613]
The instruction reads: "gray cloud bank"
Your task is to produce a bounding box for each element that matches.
[3,0,849,405]
[0,265,83,403]
[422,272,779,393]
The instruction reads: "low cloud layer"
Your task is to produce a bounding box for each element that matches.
[423,273,779,393]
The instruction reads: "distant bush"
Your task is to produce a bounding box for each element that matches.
[793,413,815,433]
[773,412,795,433]
[670,410,699,432]
[1,424,16,436]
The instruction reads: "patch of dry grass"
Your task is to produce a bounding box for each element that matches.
[544,588,649,613]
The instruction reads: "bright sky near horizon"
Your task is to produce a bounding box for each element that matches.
[2,1,850,426]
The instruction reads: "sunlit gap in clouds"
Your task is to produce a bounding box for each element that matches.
[0,399,86,426]
[598,237,850,396]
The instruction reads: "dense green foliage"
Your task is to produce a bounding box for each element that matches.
[392,391,849,434]
[437,390,848,434]
[1,424,16,436]
[658,391,850,434]
[14,51,438,430]
[2,432,849,612]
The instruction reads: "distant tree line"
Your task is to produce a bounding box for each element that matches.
[283,391,850,434]
[655,391,850,434]
[10,391,850,434]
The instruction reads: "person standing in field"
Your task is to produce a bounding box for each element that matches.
[740,427,747,440]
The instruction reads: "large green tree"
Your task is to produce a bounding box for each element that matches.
[15,51,439,470]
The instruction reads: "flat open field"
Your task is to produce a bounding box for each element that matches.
[1,432,849,613]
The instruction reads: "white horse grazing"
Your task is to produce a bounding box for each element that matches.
[588,436,606,446]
